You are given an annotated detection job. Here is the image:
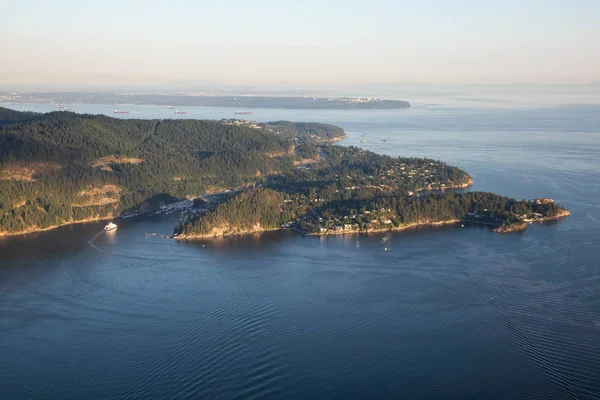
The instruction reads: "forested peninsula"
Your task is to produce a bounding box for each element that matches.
[0,107,569,237]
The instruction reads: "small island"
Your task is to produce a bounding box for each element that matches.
[0,106,569,238]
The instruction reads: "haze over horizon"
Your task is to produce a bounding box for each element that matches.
[2,0,599,90]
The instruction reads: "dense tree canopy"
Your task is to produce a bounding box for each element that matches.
[175,188,289,236]
[0,108,295,233]
[259,121,346,142]
[1,107,567,237]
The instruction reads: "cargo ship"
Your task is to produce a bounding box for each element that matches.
[175,111,187,114]
[114,110,130,114]
[235,111,253,115]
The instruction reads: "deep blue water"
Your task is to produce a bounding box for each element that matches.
[1,99,600,399]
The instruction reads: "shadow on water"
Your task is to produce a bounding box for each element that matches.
[0,221,108,262]
[182,229,300,253]
[180,222,472,252]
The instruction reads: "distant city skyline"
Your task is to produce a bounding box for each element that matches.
[2,0,599,89]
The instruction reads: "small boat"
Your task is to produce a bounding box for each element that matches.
[175,111,187,114]
[235,111,253,115]
[104,222,118,231]
[166,106,175,109]
[114,110,130,114]
[360,140,367,143]
[382,139,387,142]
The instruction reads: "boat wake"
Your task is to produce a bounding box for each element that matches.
[88,230,111,252]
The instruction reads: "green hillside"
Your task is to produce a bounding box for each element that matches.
[0,108,295,233]
[1,107,568,237]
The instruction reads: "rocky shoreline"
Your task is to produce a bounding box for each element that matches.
[174,224,280,240]
[173,220,461,240]
[306,219,461,236]
[0,215,115,237]
[493,223,528,233]
[493,209,571,233]
[321,134,347,143]
[174,209,572,240]
[174,202,572,240]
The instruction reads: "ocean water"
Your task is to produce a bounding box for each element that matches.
[1,92,600,399]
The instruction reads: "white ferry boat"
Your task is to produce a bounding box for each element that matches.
[104,222,118,231]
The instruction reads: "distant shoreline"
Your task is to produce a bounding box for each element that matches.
[0,93,411,110]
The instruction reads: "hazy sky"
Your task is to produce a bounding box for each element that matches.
[1,0,599,88]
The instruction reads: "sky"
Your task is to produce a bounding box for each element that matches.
[1,0,599,89]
